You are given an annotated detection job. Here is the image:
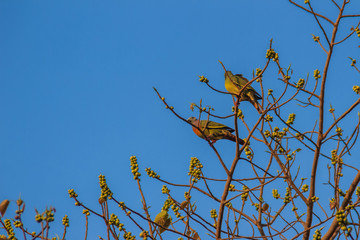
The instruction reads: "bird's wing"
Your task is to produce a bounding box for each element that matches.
[154,210,168,226]
[234,74,250,88]
[201,120,234,132]
[235,75,262,99]
[252,89,262,100]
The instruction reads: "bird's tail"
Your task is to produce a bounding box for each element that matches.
[251,100,262,114]
[247,92,263,114]
[224,133,245,145]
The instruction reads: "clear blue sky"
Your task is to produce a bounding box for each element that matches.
[1,1,360,239]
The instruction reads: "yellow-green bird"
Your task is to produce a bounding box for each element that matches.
[154,210,171,234]
[187,117,245,145]
[225,71,262,113]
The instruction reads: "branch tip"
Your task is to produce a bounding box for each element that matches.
[218,60,227,72]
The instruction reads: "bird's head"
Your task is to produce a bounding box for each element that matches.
[187,117,197,123]
[225,70,233,77]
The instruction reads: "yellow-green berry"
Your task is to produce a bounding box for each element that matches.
[199,75,209,83]
[311,196,319,202]
[312,34,319,42]
[60,215,69,227]
[188,157,203,183]
[82,209,90,216]
[264,130,270,138]
[228,184,235,192]
[256,68,262,77]
[353,85,360,94]
[99,174,113,200]
[266,48,278,61]
[210,209,217,218]
[286,113,296,125]
[145,168,160,179]
[130,156,141,181]
[272,189,280,199]
[296,78,305,89]
[336,127,343,136]
[241,185,249,201]
[68,189,78,198]
[265,114,273,122]
[313,69,321,80]
[161,185,170,194]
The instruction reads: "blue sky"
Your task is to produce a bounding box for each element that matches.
[1,1,360,239]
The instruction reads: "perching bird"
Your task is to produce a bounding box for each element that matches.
[187,117,245,145]
[224,71,262,113]
[154,210,171,234]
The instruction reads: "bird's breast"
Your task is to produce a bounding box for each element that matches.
[192,126,205,138]
[225,78,240,95]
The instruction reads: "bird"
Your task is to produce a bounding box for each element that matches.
[154,210,171,234]
[224,71,262,113]
[187,117,245,145]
